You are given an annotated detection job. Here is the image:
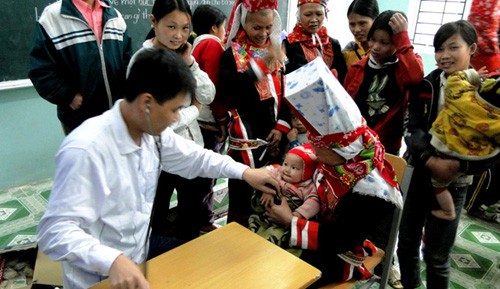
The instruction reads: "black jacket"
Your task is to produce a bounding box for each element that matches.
[405,69,500,173]
[29,0,133,130]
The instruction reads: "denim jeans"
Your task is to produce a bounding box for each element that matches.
[148,234,185,260]
[397,166,468,289]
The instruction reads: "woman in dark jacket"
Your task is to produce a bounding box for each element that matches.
[397,20,499,289]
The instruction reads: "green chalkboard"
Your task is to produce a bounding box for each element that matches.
[0,0,288,83]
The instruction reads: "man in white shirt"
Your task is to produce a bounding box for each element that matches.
[37,48,279,289]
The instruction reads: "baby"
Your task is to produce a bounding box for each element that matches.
[428,68,500,220]
[248,143,319,255]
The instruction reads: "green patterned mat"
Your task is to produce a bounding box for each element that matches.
[0,178,230,253]
[0,178,52,253]
[349,212,500,289]
[3,178,497,289]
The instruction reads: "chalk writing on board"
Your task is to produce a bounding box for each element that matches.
[0,0,286,82]
[122,8,150,24]
[109,0,154,5]
[187,0,236,6]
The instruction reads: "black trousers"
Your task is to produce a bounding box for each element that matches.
[151,171,214,241]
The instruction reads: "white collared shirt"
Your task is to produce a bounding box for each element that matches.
[37,100,247,289]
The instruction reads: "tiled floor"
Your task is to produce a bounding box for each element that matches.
[213,194,500,289]
[352,212,500,289]
[214,214,500,289]
[447,213,499,289]
[1,178,498,289]
[0,178,52,253]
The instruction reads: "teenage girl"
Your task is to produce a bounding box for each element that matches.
[191,4,228,148]
[342,0,379,67]
[218,0,291,226]
[398,20,500,289]
[343,10,423,155]
[135,0,216,252]
[190,4,228,233]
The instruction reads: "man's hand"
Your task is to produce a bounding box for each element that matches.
[242,167,280,195]
[108,255,150,289]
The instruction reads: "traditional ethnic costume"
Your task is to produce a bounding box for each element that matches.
[285,57,402,285]
[468,0,500,75]
[218,0,291,226]
[284,0,348,83]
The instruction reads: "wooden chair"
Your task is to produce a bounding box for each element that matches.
[319,153,414,289]
[319,249,385,289]
[32,249,64,287]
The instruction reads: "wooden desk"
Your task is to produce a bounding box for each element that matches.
[91,222,321,289]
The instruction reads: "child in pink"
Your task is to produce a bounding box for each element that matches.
[248,143,319,255]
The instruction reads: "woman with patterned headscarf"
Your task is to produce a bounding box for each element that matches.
[266,58,403,286]
[218,0,291,226]
[284,0,347,83]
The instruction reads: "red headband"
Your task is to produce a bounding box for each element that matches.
[297,0,328,7]
[288,143,318,180]
[243,0,278,11]
[225,0,279,45]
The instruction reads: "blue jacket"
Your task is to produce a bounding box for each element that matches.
[29,0,132,130]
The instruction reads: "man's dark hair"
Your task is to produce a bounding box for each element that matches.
[125,48,195,104]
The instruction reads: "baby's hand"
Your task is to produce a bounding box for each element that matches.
[260,192,275,207]
[477,66,489,79]
[287,128,298,142]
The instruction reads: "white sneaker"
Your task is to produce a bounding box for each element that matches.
[389,265,404,289]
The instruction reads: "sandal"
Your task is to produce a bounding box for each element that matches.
[389,279,404,289]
